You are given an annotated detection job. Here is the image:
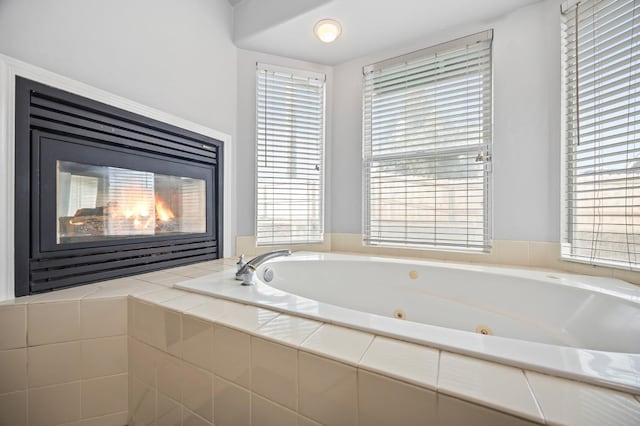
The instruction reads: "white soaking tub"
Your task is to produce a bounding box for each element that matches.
[177,252,640,393]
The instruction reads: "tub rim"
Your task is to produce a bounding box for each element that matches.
[176,251,640,395]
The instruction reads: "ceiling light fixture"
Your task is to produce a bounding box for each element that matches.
[314,19,342,43]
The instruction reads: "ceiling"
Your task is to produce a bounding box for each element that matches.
[230,0,542,65]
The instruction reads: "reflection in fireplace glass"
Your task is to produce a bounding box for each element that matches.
[56,161,206,243]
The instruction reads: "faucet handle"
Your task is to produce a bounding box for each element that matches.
[240,264,256,286]
[236,254,246,272]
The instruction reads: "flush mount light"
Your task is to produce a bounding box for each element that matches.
[314,19,342,43]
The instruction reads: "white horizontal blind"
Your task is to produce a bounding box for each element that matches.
[363,31,493,251]
[256,64,325,246]
[562,0,640,269]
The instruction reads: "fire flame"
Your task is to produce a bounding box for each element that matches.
[107,194,175,232]
[155,198,175,222]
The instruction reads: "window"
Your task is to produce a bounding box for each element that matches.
[256,64,325,246]
[362,31,493,252]
[562,0,640,269]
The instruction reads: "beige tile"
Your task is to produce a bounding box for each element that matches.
[0,348,26,393]
[359,336,439,390]
[214,376,250,426]
[167,265,214,279]
[128,337,160,387]
[136,270,190,285]
[135,288,188,304]
[182,362,213,422]
[358,369,437,426]
[0,304,26,349]
[529,241,562,269]
[28,342,81,388]
[157,392,181,426]
[612,267,640,286]
[80,298,127,339]
[487,240,530,267]
[252,393,297,426]
[563,261,615,278]
[132,299,181,354]
[158,353,183,402]
[0,390,27,426]
[161,293,212,313]
[437,394,539,426]
[182,314,214,371]
[129,376,155,426]
[251,337,297,410]
[182,408,213,426]
[219,257,243,267]
[28,301,80,346]
[330,233,362,252]
[298,351,357,426]
[81,336,127,379]
[94,277,146,288]
[29,381,82,426]
[131,299,160,346]
[216,304,279,332]
[526,371,640,426]
[191,261,228,272]
[127,297,134,336]
[213,325,251,388]
[297,415,322,426]
[301,324,373,366]
[85,282,162,299]
[438,352,543,423]
[77,411,128,426]
[186,298,244,323]
[0,295,32,306]
[30,284,99,303]
[163,308,182,357]
[256,314,322,347]
[81,374,128,419]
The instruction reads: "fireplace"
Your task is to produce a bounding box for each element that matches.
[15,77,223,296]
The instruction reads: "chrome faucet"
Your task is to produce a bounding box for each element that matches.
[235,249,291,285]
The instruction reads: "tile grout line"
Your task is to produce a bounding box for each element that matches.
[435,349,442,392]
[356,334,376,365]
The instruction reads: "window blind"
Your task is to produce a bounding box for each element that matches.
[256,64,325,246]
[362,31,493,252]
[562,0,640,269]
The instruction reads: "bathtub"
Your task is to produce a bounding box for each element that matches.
[177,252,640,393]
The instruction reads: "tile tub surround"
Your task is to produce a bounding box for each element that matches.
[0,259,229,426]
[130,273,640,425]
[0,258,638,425]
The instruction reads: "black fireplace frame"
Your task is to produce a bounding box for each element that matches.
[15,77,223,296]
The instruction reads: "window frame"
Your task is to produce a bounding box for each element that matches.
[361,31,494,252]
[254,63,326,247]
[561,0,640,270]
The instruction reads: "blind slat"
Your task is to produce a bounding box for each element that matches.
[256,65,325,246]
[563,0,640,270]
[363,31,493,252]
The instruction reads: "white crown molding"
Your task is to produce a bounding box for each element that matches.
[0,53,234,301]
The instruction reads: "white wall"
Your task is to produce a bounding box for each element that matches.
[0,0,565,250]
[0,0,239,257]
[235,48,333,236]
[330,0,562,242]
[0,0,237,137]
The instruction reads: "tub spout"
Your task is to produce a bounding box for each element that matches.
[235,249,291,283]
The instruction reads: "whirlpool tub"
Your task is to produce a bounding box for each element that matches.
[177,252,640,393]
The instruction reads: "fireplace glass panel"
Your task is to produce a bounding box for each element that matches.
[56,161,206,243]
